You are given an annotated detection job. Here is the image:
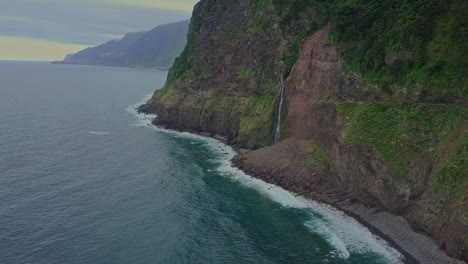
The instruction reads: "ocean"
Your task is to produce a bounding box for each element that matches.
[0,62,403,264]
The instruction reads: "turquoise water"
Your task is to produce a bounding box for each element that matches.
[0,62,403,264]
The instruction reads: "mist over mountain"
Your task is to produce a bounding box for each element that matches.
[55,20,189,69]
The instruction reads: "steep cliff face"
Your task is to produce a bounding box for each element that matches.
[141,0,467,260]
[142,0,288,149]
[237,26,467,260]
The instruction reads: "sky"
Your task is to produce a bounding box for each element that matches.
[0,0,198,61]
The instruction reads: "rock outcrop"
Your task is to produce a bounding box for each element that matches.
[141,0,468,261]
[141,0,286,149]
[237,27,468,262]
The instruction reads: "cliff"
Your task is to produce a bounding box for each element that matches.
[54,20,189,69]
[141,0,467,261]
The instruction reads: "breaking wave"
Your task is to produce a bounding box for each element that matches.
[128,96,404,263]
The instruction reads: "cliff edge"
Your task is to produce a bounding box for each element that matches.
[141,0,467,261]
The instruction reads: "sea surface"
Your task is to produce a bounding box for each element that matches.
[0,62,403,264]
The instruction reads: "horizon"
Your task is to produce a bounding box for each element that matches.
[0,0,198,61]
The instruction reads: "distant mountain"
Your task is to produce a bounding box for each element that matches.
[55,20,189,69]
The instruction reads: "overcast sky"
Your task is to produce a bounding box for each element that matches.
[0,0,198,61]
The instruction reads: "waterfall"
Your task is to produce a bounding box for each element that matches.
[273,82,285,144]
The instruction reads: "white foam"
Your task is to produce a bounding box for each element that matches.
[126,94,211,141]
[305,218,350,259]
[89,131,112,135]
[126,94,156,127]
[128,96,404,263]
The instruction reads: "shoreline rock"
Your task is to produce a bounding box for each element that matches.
[140,110,464,263]
[234,139,466,264]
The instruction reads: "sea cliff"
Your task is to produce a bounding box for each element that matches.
[140,0,467,262]
[55,20,189,69]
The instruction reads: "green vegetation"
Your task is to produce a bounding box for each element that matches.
[338,102,467,182]
[154,88,276,149]
[238,67,254,79]
[252,0,273,32]
[170,0,216,79]
[168,0,283,95]
[160,0,468,151]
[272,0,332,66]
[153,87,182,106]
[333,0,467,98]
[150,0,467,255]
[306,140,333,173]
[272,0,467,98]
[239,95,276,148]
[434,135,468,198]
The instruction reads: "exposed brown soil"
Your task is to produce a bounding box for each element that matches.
[141,13,467,262]
[234,27,467,263]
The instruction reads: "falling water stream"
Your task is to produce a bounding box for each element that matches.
[273,82,285,143]
[0,62,403,264]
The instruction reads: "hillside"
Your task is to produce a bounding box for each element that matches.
[140,0,467,261]
[55,20,189,69]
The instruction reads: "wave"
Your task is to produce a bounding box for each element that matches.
[89,131,112,135]
[126,94,156,128]
[305,217,350,259]
[127,96,404,263]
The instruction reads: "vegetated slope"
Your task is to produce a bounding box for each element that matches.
[141,0,467,260]
[56,20,190,69]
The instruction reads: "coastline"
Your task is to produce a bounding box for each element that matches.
[51,61,170,71]
[235,140,466,264]
[135,100,465,264]
[236,165,460,264]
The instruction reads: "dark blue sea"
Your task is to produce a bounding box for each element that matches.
[0,62,403,264]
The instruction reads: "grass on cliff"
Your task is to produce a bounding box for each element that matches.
[239,95,276,148]
[272,0,331,67]
[338,102,467,192]
[305,140,333,173]
[273,0,466,99]
[153,87,276,149]
[434,135,468,199]
[331,0,467,99]
[169,0,216,80]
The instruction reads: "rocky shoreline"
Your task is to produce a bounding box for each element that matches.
[141,109,464,264]
[234,139,466,264]
[139,0,467,260]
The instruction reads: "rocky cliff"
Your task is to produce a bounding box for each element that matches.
[141,0,467,261]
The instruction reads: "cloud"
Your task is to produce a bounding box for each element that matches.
[0,0,196,60]
[0,36,89,61]
[99,0,198,11]
[0,0,193,45]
